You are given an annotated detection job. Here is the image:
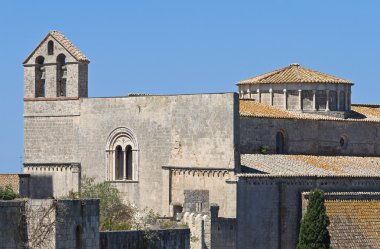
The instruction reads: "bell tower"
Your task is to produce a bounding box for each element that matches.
[23,31,90,99]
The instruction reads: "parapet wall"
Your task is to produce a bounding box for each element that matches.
[99,228,190,249]
[23,164,80,198]
[181,205,236,249]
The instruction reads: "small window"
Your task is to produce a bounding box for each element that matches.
[276,130,287,154]
[48,41,54,55]
[340,135,348,149]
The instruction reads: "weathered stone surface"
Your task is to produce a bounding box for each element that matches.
[99,229,190,249]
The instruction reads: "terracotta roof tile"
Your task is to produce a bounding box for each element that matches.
[23,31,89,64]
[240,99,380,123]
[49,31,89,62]
[237,64,352,85]
[326,200,380,248]
[241,154,380,176]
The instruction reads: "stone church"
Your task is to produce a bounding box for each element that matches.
[22,31,380,248]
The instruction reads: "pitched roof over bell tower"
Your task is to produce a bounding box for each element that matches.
[23,31,89,65]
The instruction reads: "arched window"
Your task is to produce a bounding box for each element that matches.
[35,56,45,97]
[56,54,67,97]
[115,145,124,180]
[75,225,82,249]
[48,41,54,55]
[276,130,287,154]
[106,127,139,181]
[340,135,348,150]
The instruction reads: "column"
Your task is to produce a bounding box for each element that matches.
[111,150,116,180]
[312,90,317,111]
[325,90,330,111]
[123,149,127,180]
[257,89,261,103]
[269,88,273,106]
[298,89,302,111]
[345,90,349,111]
[247,88,251,99]
[283,89,287,109]
[240,89,244,99]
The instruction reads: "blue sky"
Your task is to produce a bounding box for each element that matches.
[1,1,379,172]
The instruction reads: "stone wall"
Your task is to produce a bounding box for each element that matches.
[0,199,99,249]
[209,205,236,249]
[24,93,239,215]
[240,117,380,156]
[99,229,190,249]
[55,199,100,249]
[0,174,30,197]
[0,200,27,249]
[181,205,237,249]
[168,168,237,218]
[236,176,380,249]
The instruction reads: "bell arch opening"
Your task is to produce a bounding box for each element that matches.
[35,56,45,98]
[56,53,67,97]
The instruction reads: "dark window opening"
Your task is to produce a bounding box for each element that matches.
[115,145,124,180]
[276,131,286,154]
[75,225,82,249]
[126,145,133,180]
[56,54,67,97]
[35,56,45,98]
[340,135,348,149]
[48,41,54,55]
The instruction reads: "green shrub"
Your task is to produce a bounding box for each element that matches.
[0,185,18,200]
[71,176,135,231]
[259,145,269,154]
[297,189,332,249]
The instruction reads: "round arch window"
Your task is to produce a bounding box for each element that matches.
[340,135,348,149]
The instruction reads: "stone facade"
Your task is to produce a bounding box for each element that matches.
[240,117,380,156]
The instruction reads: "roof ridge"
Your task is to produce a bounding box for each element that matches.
[236,64,352,85]
[49,31,89,62]
[23,31,89,64]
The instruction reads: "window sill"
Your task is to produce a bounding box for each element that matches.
[106,180,139,183]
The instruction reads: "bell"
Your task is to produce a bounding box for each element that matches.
[62,70,67,79]
[41,71,46,80]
